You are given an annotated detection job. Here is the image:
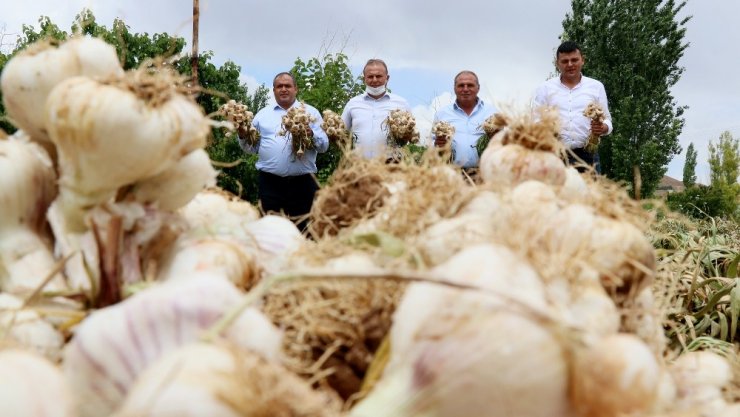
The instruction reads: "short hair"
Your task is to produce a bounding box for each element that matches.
[453,70,479,87]
[556,41,582,58]
[363,59,388,75]
[272,72,296,87]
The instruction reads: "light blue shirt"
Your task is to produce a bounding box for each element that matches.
[239,101,329,176]
[533,75,613,150]
[341,92,412,159]
[432,99,497,168]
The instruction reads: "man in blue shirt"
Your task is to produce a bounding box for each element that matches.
[341,59,412,159]
[238,72,328,229]
[432,70,497,169]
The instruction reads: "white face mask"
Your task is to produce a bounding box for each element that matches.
[365,84,386,96]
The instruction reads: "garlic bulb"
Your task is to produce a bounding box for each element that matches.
[480,141,566,187]
[0,293,65,362]
[431,120,455,139]
[63,276,283,417]
[0,36,123,150]
[178,189,261,230]
[321,109,350,145]
[0,349,76,417]
[582,101,605,153]
[669,351,733,415]
[44,70,210,232]
[130,149,217,211]
[112,343,342,417]
[570,333,663,417]
[280,104,316,159]
[0,134,67,294]
[384,109,419,146]
[558,166,589,201]
[217,99,258,142]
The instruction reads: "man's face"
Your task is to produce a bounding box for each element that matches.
[273,74,297,108]
[363,64,389,88]
[556,50,584,79]
[454,73,479,107]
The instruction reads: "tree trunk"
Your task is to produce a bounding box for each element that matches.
[633,164,642,200]
[191,0,200,87]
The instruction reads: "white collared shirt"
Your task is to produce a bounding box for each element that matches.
[533,75,613,150]
[341,92,412,158]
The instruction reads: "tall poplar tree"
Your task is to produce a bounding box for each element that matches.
[682,142,697,188]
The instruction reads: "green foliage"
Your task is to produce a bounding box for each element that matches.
[291,53,364,183]
[562,0,690,197]
[708,131,740,187]
[666,184,740,220]
[683,142,698,188]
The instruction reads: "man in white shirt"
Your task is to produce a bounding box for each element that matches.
[341,59,412,159]
[238,72,328,230]
[533,41,612,172]
[432,70,497,169]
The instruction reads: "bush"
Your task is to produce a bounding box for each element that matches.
[666,184,739,220]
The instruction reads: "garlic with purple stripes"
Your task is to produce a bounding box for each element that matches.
[63,275,282,417]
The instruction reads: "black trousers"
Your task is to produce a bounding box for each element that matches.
[258,171,318,231]
[568,147,601,174]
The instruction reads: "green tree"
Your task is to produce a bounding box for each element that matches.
[682,142,697,188]
[290,52,364,183]
[562,0,690,197]
[708,131,740,187]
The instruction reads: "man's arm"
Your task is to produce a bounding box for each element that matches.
[237,120,259,154]
[597,83,613,136]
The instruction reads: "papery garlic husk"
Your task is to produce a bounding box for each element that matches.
[0,133,67,294]
[0,349,76,417]
[480,141,566,187]
[558,166,589,202]
[669,351,733,415]
[413,213,498,266]
[355,307,571,417]
[178,189,261,230]
[63,275,283,417]
[112,342,343,417]
[555,280,620,339]
[130,148,217,211]
[0,293,65,362]
[0,36,123,152]
[570,333,663,417]
[44,71,210,232]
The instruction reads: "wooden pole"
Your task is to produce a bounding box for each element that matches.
[191,0,200,87]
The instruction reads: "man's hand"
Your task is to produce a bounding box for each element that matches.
[434,135,449,147]
[590,120,608,136]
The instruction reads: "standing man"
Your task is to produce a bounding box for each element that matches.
[432,70,497,169]
[238,72,328,229]
[533,41,612,172]
[341,59,412,159]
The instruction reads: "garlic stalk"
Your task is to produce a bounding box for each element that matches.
[0,36,123,154]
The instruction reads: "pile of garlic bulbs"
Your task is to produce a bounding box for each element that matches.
[218,99,259,143]
[383,109,420,146]
[280,104,316,159]
[321,109,350,146]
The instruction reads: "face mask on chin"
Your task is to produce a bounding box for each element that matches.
[365,85,386,96]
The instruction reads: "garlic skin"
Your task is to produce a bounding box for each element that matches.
[570,333,662,417]
[0,349,76,417]
[558,166,589,201]
[112,343,342,417]
[131,149,218,211]
[178,190,261,230]
[44,75,210,232]
[1,36,123,148]
[0,293,65,362]
[480,142,566,187]
[0,134,67,294]
[669,351,733,414]
[63,275,283,417]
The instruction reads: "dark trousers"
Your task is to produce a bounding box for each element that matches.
[568,147,601,174]
[258,171,319,231]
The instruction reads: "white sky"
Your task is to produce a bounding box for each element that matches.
[1,0,738,183]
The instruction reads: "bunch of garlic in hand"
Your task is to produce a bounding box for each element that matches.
[432,120,455,139]
[321,109,349,146]
[384,109,420,146]
[583,101,605,153]
[279,104,316,159]
[218,99,259,145]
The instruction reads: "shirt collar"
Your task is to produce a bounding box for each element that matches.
[453,98,484,113]
[363,92,390,101]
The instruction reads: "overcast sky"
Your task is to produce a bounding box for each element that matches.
[1,0,738,183]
